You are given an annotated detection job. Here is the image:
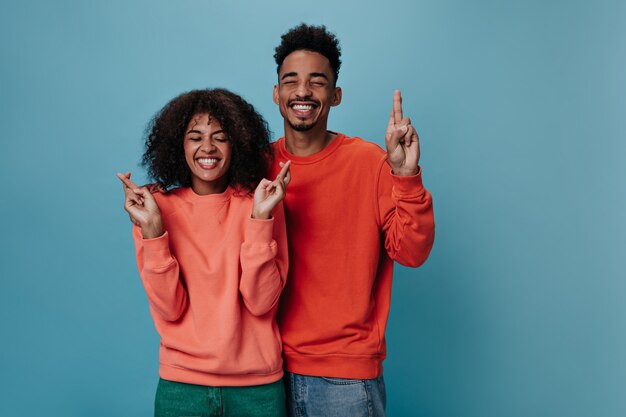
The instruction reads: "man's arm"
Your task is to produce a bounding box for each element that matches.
[377,162,435,267]
[377,90,435,267]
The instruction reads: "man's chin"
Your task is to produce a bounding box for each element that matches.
[289,121,315,132]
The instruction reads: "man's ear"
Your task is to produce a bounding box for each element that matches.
[332,86,342,107]
[273,85,279,105]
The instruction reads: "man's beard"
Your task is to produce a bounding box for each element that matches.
[289,119,315,132]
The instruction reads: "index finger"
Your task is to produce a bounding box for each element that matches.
[283,168,292,187]
[393,90,403,125]
[116,172,139,190]
[275,160,291,181]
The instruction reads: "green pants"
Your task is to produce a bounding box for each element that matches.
[155,378,287,417]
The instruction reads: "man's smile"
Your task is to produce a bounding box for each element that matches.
[288,100,319,117]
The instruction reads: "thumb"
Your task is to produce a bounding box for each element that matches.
[258,178,272,188]
[388,125,408,147]
[255,179,271,194]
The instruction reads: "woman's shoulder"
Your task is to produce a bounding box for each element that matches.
[229,188,254,208]
[153,187,188,211]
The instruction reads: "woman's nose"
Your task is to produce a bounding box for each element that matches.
[201,139,216,152]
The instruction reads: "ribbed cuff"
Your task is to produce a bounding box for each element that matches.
[142,231,174,270]
[245,218,274,245]
[391,166,425,196]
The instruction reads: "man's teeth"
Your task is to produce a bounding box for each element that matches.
[292,104,314,110]
[198,158,218,164]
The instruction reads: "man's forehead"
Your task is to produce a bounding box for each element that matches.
[279,50,333,74]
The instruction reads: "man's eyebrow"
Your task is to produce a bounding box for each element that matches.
[310,72,329,80]
[280,72,329,81]
[280,72,298,80]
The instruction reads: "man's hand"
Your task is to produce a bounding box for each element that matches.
[385,90,420,176]
[252,161,291,220]
[116,172,164,239]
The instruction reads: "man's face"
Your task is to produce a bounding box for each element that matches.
[273,50,342,133]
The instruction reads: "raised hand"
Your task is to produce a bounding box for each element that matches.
[116,172,164,239]
[385,90,420,176]
[252,161,291,220]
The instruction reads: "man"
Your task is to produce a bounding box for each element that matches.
[270,24,435,416]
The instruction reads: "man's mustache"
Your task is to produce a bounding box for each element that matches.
[287,98,320,106]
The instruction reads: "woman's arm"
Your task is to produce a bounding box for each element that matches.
[118,173,188,321]
[239,205,289,316]
[132,228,188,322]
[239,162,291,316]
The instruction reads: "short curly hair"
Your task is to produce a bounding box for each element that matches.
[274,23,342,85]
[142,88,272,193]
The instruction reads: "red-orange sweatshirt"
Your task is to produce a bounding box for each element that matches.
[132,187,288,386]
[270,133,435,379]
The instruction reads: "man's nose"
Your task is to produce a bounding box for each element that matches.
[295,82,312,97]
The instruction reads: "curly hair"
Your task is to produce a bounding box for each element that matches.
[274,23,342,85]
[142,88,272,193]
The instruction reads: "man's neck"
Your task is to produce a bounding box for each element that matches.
[284,126,336,157]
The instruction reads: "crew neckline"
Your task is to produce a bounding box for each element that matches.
[178,186,233,203]
[276,131,345,164]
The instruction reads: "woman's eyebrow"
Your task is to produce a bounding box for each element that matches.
[186,129,225,135]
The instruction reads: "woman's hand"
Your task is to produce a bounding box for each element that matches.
[116,172,164,239]
[252,161,291,220]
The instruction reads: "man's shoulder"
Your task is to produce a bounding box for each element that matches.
[341,134,384,150]
[337,133,386,161]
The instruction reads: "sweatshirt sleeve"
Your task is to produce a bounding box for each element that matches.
[239,202,289,317]
[376,157,435,267]
[132,226,188,321]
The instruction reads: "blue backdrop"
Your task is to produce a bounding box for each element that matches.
[1,1,624,416]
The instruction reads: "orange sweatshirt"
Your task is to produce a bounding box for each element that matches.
[270,133,435,379]
[132,187,288,386]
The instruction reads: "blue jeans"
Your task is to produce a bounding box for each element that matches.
[284,372,386,417]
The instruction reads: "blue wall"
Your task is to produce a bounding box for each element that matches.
[1,1,624,416]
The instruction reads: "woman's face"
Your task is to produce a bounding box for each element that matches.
[183,113,232,195]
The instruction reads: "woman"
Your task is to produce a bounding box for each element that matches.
[117,88,290,417]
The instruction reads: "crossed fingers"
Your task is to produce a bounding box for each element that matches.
[116,172,144,225]
[116,172,143,204]
[275,160,291,187]
[387,90,416,146]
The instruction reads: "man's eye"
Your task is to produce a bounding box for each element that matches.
[311,82,325,87]
[282,80,296,85]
